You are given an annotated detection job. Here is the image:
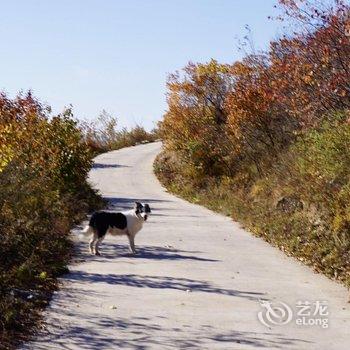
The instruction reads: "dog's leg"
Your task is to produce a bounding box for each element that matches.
[95,235,105,256]
[89,231,98,254]
[127,233,136,254]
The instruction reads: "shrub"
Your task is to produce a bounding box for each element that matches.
[156,113,350,286]
[0,92,103,348]
[81,110,158,155]
[161,1,350,177]
[158,0,350,288]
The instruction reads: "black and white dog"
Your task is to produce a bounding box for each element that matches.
[82,202,151,255]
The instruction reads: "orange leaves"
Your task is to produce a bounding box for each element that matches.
[161,0,349,179]
[0,93,93,191]
[161,60,236,176]
[303,72,313,84]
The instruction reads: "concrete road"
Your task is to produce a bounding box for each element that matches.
[23,142,350,349]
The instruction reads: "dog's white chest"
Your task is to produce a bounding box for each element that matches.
[126,215,144,235]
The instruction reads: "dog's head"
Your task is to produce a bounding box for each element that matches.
[134,201,152,221]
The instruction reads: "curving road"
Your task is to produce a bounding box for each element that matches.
[23,142,349,349]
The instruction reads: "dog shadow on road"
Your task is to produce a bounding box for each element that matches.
[73,240,218,263]
[87,242,217,262]
[132,246,218,262]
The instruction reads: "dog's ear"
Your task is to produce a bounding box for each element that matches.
[144,204,151,213]
[134,201,143,212]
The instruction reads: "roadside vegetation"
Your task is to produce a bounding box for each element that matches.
[0,92,157,349]
[155,1,350,287]
[0,93,105,349]
[80,110,159,155]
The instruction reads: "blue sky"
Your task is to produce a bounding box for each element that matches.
[0,0,282,130]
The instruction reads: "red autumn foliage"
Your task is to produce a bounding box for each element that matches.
[161,0,350,177]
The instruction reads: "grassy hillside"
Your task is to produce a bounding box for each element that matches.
[155,114,350,287]
[156,1,350,289]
